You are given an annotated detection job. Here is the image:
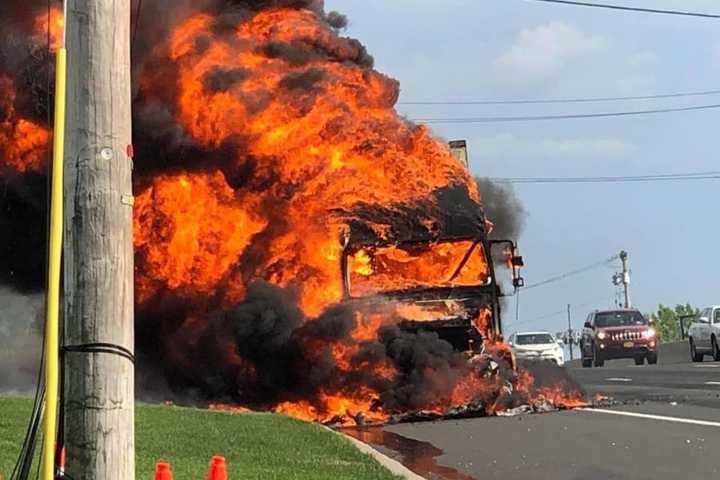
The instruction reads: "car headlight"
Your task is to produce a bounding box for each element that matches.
[642,328,656,339]
[597,331,607,340]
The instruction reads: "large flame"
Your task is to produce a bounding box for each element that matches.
[33,6,64,52]
[0,2,584,424]
[347,240,490,298]
[0,76,49,174]
[135,8,480,318]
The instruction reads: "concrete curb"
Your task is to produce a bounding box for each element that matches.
[327,427,427,480]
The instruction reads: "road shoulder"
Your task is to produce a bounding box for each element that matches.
[333,428,427,480]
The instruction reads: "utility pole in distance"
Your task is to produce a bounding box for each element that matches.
[567,304,574,361]
[63,1,135,479]
[620,250,631,308]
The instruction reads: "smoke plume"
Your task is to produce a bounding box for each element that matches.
[0,288,43,393]
[0,0,581,420]
[475,177,526,241]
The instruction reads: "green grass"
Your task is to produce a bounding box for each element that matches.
[0,397,399,480]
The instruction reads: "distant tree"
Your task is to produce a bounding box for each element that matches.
[646,304,699,342]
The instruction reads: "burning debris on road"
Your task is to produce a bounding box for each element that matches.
[0,0,584,424]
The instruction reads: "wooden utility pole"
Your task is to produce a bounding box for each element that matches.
[63,1,135,479]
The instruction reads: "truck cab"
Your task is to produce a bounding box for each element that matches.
[339,232,523,352]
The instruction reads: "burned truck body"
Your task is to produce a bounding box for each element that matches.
[336,185,523,352]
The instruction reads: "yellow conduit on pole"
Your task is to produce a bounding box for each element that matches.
[41,45,66,480]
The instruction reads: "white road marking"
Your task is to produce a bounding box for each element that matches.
[705,381,720,386]
[580,408,720,428]
[695,364,720,368]
[605,377,633,382]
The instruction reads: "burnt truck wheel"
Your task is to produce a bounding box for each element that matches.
[647,352,658,365]
[634,356,644,366]
[593,346,605,367]
[712,336,720,361]
[690,338,704,363]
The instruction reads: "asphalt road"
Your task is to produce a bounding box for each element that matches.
[352,355,720,480]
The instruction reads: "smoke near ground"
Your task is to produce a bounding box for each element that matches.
[0,288,43,393]
[138,281,499,415]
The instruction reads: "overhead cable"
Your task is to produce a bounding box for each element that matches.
[528,0,720,19]
[413,103,720,124]
[399,89,720,106]
[523,255,620,291]
[490,172,720,184]
[507,295,613,327]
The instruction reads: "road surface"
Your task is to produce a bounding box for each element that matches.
[349,354,720,480]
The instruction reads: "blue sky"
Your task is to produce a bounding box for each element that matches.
[326,0,720,334]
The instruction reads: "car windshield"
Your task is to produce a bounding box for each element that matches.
[515,333,554,345]
[594,311,647,328]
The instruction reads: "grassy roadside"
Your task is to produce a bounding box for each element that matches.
[0,396,399,480]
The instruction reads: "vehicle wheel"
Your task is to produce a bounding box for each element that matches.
[690,338,704,363]
[634,356,644,366]
[593,346,605,367]
[582,358,592,368]
[712,336,720,361]
[647,352,658,365]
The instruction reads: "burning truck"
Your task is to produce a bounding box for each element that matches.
[0,0,583,425]
[338,192,525,357]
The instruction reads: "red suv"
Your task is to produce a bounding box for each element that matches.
[581,309,658,367]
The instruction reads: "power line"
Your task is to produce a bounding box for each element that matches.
[491,171,720,184]
[507,307,566,328]
[507,295,612,328]
[523,254,620,291]
[399,89,720,106]
[528,0,720,19]
[413,103,720,124]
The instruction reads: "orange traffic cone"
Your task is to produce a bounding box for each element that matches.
[155,462,174,480]
[207,456,228,480]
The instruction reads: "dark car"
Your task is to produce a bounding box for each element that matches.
[581,309,658,367]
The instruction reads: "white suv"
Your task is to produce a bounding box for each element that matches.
[688,306,720,362]
[508,331,565,366]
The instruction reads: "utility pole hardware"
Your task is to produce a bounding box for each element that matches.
[567,304,574,361]
[619,250,631,308]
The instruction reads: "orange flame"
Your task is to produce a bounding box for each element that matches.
[136,8,477,320]
[0,4,586,424]
[34,6,64,52]
[0,77,50,174]
[348,241,489,298]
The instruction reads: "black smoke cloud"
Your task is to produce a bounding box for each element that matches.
[203,67,250,93]
[375,325,468,410]
[475,177,526,241]
[138,281,492,414]
[0,173,48,292]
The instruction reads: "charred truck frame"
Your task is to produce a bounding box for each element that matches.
[334,138,523,354]
[339,228,524,353]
